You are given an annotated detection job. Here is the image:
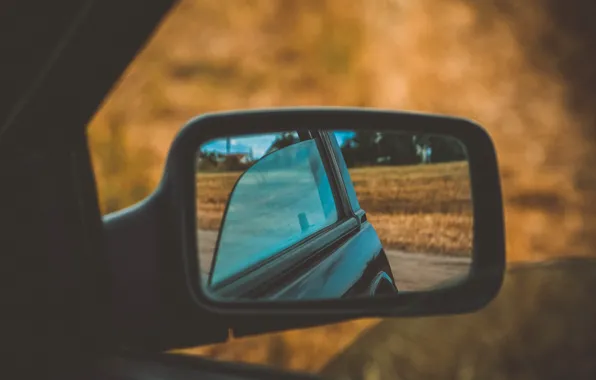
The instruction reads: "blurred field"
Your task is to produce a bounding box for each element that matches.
[88,0,596,378]
[174,318,380,372]
[197,161,472,255]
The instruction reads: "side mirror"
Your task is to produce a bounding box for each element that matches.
[104,108,505,349]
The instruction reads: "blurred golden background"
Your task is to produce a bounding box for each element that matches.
[88,1,596,378]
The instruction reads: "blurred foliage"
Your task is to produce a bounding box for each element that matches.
[460,0,596,254]
[87,0,596,378]
[341,131,418,167]
[340,132,466,167]
[197,152,252,172]
[88,0,596,261]
[266,132,301,155]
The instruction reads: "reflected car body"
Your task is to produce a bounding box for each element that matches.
[207,130,398,300]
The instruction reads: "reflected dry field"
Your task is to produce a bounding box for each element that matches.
[196,171,242,230]
[349,162,472,256]
[196,161,472,256]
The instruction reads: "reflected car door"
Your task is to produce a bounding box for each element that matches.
[209,130,390,300]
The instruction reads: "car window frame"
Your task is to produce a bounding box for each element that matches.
[320,131,361,213]
[324,130,366,221]
[206,129,362,298]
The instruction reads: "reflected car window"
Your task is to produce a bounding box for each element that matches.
[211,139,339,285]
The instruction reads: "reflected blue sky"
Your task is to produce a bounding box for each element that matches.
[334,131,355,147]
[200,131,355,160]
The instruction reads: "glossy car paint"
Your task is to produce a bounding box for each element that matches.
[270,222,396,300]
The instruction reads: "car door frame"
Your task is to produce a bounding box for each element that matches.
[206,129,364,300]
[319,130,369,219]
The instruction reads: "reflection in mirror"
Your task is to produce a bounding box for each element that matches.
[196,130,472,301]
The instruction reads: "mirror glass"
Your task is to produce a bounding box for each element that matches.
[195,129,473,301]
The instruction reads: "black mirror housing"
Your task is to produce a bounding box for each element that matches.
[103,107,505,350]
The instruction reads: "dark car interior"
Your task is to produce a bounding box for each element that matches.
[0,1,270,378]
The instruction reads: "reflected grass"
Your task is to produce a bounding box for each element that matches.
[196,161,472,255]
